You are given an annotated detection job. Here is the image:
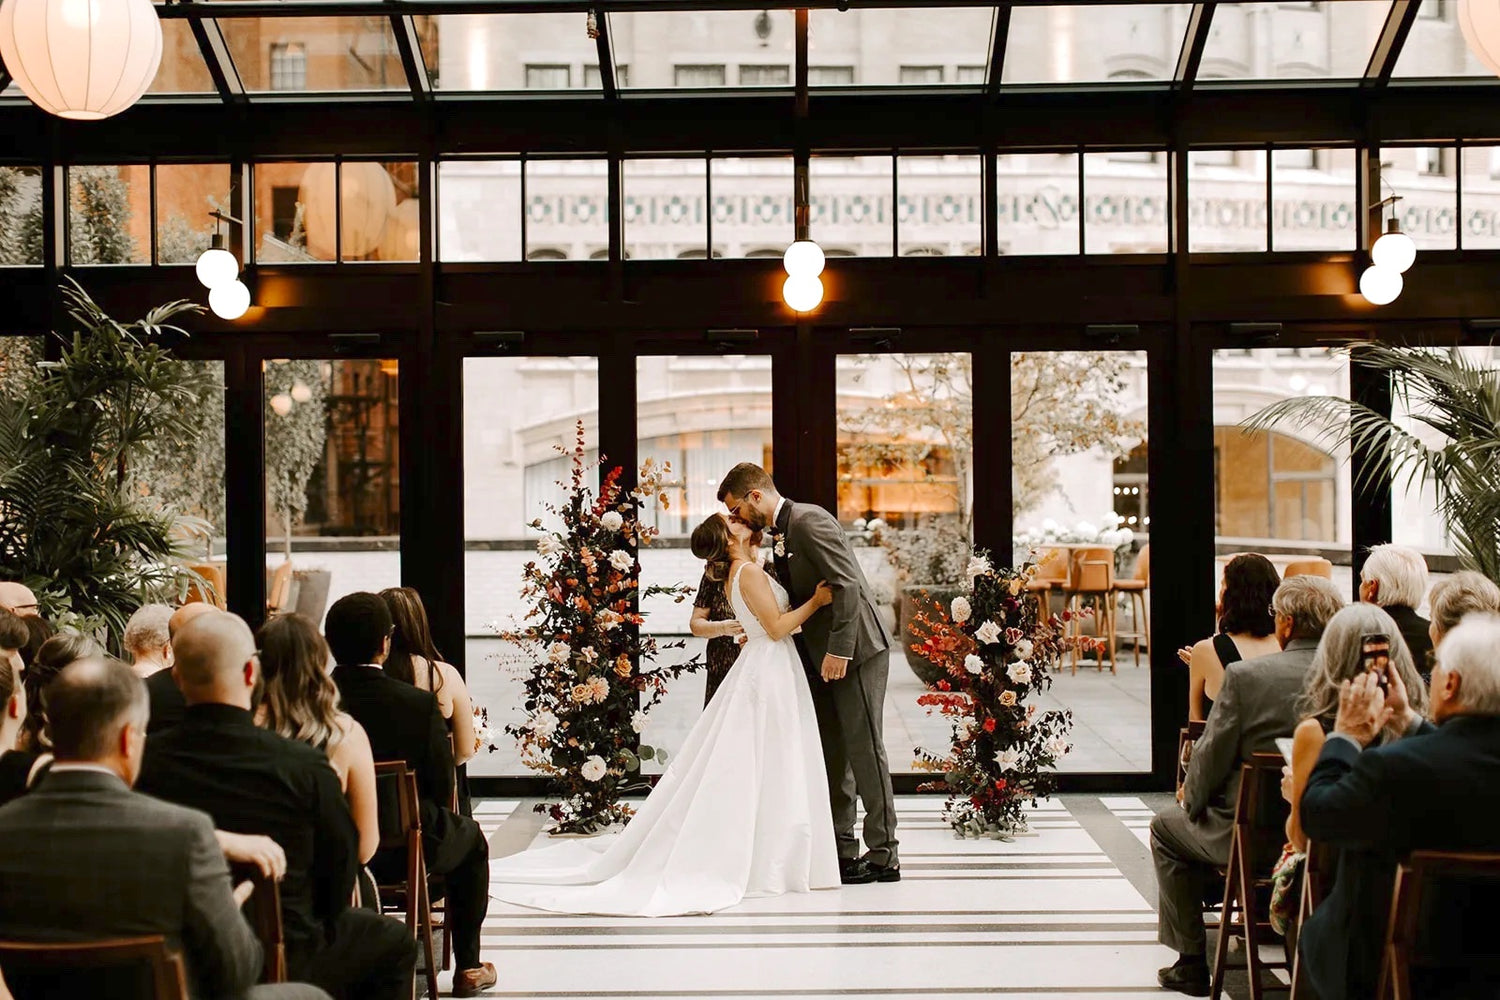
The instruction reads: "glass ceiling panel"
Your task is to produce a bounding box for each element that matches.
[806,7,994,87]
[1002,4,1187,85]
[1392,0,1493,78]
[149,19,219,95]
[1199,2,1392,82]
[608,9,796,89]
[415,13,602,91]
[219,17,407,93]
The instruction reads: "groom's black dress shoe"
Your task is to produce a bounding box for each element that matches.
[840,858,901,885]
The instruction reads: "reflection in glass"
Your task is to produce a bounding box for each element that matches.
[996,153,1080,255]
[222,18,407,92]
[69,165,150,265]
[809,154,893,257]
[263,358,401,624]
[253,161,417,263]
[1003,4,1181,84]
[155,164,232,264]
[463,356,599,777]
[623,159,707,260]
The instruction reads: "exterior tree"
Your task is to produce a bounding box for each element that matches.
[69,166,139,265]
[0,166,43,265]
[265,360,328,558]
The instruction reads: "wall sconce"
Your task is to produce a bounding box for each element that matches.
[197,211,251,321]
[1361,194,1413,307]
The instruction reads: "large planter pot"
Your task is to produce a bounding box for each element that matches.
[899,585,964,687]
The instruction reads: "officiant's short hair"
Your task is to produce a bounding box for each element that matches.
[718,463,775,503]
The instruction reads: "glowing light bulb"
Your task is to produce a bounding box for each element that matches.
[1359,265,1403,306]
[208,279,250,320]
[782,274,824,312]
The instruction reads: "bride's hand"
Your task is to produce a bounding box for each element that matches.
[813,581,835,608]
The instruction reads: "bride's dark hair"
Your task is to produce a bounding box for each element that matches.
[690,515,734,583]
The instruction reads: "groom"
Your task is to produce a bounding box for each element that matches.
[719,463,899,884]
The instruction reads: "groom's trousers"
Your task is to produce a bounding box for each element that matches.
[808,653,900,868]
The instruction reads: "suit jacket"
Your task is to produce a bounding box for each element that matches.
[146,666,187,734]
[1385,603,1434,677]
[1183,638,1318,858]
[772,501,889,669]
[136,703,358,952]
[1299,715,1500,1000]
[331,663,457,851]
[0,769,262,1000]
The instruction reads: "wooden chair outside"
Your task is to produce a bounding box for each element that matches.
[0,936,188,1000]
[230,863,286,983]
[266,561,295,615]
[1065,546,1116,674]
[1211,753,1293,1000]
[374,761,438,1000]
[1282,559,1333,581]
[183,562,227,610]
[1023,546,1070,617]
[1113,543,1150,666]
[1377,850,1500,1000]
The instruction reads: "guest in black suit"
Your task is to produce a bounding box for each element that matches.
[137,611,415,1000]
[1358,544,1434,678]
[0,658,329,1000]
[0,623,37,807]
[326,592,497,997]
[1299,613,1500,1000]
[145,602,220,736]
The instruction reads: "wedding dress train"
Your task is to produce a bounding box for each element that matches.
[488,563,840,916]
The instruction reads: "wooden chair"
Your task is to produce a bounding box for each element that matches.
[1282,559,1333,581]
[1176,720,1208,795]
[0,936,188,1000]
[1377,850,1500,1000]
[266,561,295,615]
[183,562,227,609]
[374,761,438,1000]
[1065,546,1116,674]
[230,863,286,983]
[1211,753,1293,1000]
[1113,543,1150,667]
[1289,840,1335,999]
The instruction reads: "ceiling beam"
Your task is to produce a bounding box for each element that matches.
[183,6,247,105]
[1174,3,1215,88]
[986,3,1013,98]
[593,8,617,99]
[794,7,808,119]
[152,0,1253,18]
[1364,0,1421,86]
[390,14,434,100]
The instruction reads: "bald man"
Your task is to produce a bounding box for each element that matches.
[138,613,415,1000]
[0,582,39,618]
[145,602,220,735]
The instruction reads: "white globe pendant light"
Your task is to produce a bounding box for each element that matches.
[783,239,826,278]
[783,274,824,313]
[209,279,251,321]
[1359,265,1403,306]
[1371,220,1417,274]
[195,234,239,290]
[0,0,163,120]
[1459,0,1500,76]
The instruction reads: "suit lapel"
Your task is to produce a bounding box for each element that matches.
[772,501,795,599]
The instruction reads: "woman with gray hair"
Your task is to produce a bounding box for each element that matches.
[122,603,173,679]
[1359,543,1433,674]
[1427,571,1500,651]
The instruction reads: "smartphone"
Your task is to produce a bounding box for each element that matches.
[1275,737,1295,765]
[1361,633,1392,691]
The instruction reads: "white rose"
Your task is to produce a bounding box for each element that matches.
[966,554,993,579]
[530,711,559,737]
[852,518,867,531]
[631,711,649,733]
[580,756,607,782]
[600,510,624,532]
[546,642,571,665]
[1045,736,1071,758]
[950,596,972,624]
[975,620,1002,645]
[609,549,634,572]
[1007,660,1033,685]
[868,518,886,531]
[1013,638,1034,660]
[536,535,561,557]
[994,748,1021,771]
[964,654,984,676]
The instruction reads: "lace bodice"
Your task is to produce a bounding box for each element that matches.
[729,563,790,642]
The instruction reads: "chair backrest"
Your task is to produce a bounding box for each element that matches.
[266,561,295,614]
[230,864,285,984]
[1068,546,1115,593]
[374,759,419,853]
[1031,547,1071,584]
[0,936,188,1000]
[1282,558,1333,580]
[183,563,227,610]
[1382,850,1500,994]
[1131,543,1150,583]
[1234,753,1293,871]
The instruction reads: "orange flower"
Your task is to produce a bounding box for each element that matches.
[614,654,632,678]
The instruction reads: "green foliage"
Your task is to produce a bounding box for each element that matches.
[1248,344,1500,582]
[264,360,328,550]
[0,166,44,266]
[68,167,139,265]
[0,280,212,650]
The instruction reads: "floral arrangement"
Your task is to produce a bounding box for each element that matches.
[911,551,1076,837]
[1012,513,1135,556]
[472,705,498,755]
[498,422,699,835]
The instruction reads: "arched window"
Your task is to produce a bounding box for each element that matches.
[1213,427,1337,543]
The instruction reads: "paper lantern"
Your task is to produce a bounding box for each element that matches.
[298,162,395,260]
[1459,0,1500,75]
[0,0,162,120]
[377,198,421,261]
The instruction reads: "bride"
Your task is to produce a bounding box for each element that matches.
[489,512,841,916]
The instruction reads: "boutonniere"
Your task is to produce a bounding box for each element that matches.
[774,536,787,557]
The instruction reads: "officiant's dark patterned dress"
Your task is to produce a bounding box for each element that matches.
[693,572,737,707]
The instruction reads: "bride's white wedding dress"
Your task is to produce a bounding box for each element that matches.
[489,563,840,916]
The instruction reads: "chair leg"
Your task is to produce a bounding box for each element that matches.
[1107,594,1117,674]
[1211,835,1242,1000]
[1068,595,1080,675]
[1239,839,1263,1000]
[417,859,439,1000]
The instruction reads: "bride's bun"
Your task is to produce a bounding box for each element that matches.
[690,515,734,583]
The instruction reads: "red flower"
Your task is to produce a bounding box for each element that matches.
[936,680,951,692]
[994,779,1007,792]
[982,718,996,733]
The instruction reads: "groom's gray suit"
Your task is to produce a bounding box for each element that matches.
[770,499,899,867]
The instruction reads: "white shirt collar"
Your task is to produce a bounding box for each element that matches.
[48,762,122,779]
[772,496,789,527]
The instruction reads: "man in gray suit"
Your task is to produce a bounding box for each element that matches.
[719,463,898,884]
[1152,574,1345,995]
[0,658,327,1000]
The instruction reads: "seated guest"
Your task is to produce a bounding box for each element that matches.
[137,612,415,1000]
[16,615,54,673]
[0,659,330,1000]
[18,633,104,752]
[146,601,217,735]
[0,651,33,806]
[1299,614,1500,1000]
[123,603,174,679]
[257,613,380,864]
[380,587,478,769]
[327,593,497,997]
[0,612,24,713]
[0,582,38,617]
[1359,543,1433,676]
[1153,574,1344,995]
[1427,570,1500,651]
[1178,554,1283,721]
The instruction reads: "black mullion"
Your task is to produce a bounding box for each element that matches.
[149,162,160,266]
[1350,348,1394,581]
[334,156,343,263]
[1076,146,1086,254]
[1456,141,1464,252]
[982,149,999,258]
[520,154,528,259]
[890,152,899,258]
[704,153,712,258]
[1174,3,1215,88]
[971,339,1010,565]
[224,343,268,626]
[986,4,1012,98]
[1265,144,1273,252]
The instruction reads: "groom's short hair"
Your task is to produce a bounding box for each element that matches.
[718,463,776,503]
